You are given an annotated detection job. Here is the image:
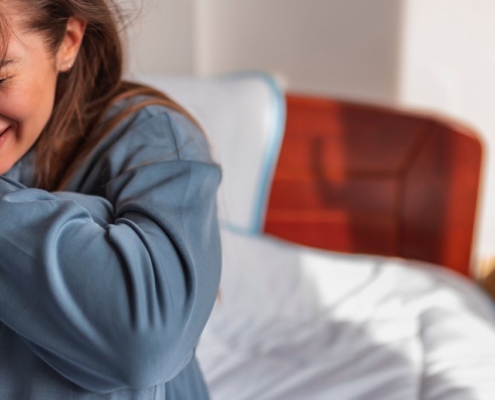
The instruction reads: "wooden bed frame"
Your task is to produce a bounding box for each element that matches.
[264,93,483,278]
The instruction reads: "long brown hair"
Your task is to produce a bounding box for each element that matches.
[0,0,204,191]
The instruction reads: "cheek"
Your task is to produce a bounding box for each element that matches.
[2,76,57,142]
[0,68,58,174]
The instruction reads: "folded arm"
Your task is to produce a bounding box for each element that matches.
[0,110,222,393]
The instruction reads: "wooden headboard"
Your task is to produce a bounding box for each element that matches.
[264,93,483,278]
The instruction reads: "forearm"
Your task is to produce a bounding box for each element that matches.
[0,163,221,392]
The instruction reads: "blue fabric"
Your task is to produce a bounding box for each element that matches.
[0,99,222,399]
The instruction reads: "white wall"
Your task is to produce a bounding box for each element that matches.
[196,0,403,104]
[399,0,495,265]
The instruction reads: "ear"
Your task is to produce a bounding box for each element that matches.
[56,17,87,73]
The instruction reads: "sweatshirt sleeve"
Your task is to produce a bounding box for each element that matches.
[0,108,222,393]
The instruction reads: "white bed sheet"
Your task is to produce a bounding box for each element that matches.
[197,228,495,400]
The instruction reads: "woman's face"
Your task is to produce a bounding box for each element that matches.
[0,8,60,175]
[0,3,85,175]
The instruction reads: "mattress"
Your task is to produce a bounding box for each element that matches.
[197,228,495,400]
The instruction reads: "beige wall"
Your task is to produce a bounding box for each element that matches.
[196,0,403,104]
[125,0,195,77]
[127,0,403,103]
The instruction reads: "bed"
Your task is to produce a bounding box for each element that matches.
[140,71,495,400]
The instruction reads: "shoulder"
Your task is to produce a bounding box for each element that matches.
[103,96,215,166]
[61,95,221,192]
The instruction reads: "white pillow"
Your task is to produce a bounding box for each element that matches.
[137,71,286,234]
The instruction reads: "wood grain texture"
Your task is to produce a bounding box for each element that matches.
[264,94,483,277]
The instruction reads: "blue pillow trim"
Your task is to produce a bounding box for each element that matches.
[214,70,287,234]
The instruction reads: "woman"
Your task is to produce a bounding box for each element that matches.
[0,1,221,399]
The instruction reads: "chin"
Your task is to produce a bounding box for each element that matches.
[0,165,13,176]
[0,158,17,176]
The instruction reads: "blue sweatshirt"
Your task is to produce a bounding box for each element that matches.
[0,98,222,399]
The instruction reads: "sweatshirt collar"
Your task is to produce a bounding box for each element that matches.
[1,146,36,188]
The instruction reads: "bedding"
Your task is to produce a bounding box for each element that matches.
[197,228,495,400]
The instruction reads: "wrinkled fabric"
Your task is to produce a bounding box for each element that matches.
[0,100,222,399]
[198,229,495,400]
